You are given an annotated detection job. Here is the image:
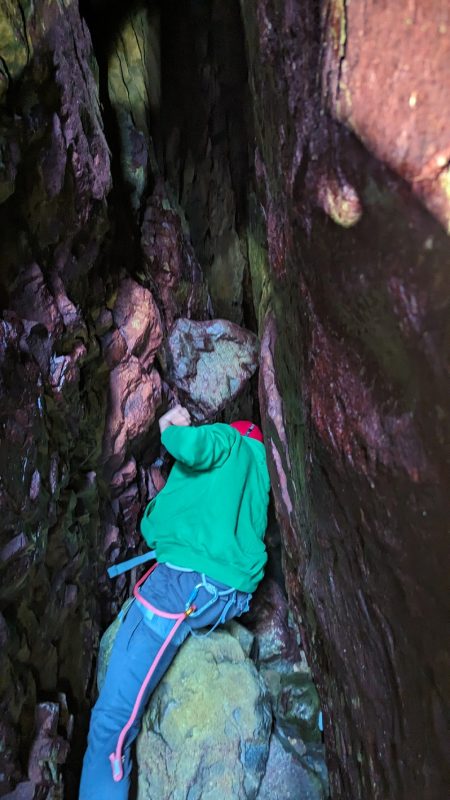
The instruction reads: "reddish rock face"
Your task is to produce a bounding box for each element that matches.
[323,0,450,230]
[243,1,450,797]
[102,358,162,474]
[111,278,163,370]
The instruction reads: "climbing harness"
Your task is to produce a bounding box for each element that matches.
[107,560,238,782]
[188,576,239,639]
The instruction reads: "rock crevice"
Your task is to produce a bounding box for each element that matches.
[0,1,449,798]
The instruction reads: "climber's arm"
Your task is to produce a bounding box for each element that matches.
[160,408,233,470]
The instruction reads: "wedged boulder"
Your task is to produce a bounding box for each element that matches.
[163,317,260,419]
[136,630,271,800]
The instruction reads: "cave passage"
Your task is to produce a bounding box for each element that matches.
[0,1,449,799]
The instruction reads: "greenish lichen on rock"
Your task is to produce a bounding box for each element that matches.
[0,0,33,100]
[107,4,161,210]
[137,630,271,800]
[97,598,326,800]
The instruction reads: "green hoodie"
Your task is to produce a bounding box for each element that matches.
[140,423,270,593]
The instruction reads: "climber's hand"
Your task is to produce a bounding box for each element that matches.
[159,404,191,434]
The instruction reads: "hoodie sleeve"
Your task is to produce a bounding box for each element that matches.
[161,423,234,470]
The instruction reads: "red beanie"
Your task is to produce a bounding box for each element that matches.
[230,420,264,443]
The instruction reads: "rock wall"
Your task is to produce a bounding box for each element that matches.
[0,1,212,794]
[0,4,265,796]
[1,0,449,798]
[241,1,450,798]
[0,1,111,793]
[157,0,252,325]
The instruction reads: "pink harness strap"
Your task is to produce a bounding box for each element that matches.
[109,563,196,782]
[132,562,185,619]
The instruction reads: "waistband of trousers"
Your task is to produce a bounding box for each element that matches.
[164,562,195,572]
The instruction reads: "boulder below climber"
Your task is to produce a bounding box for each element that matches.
[97,615,271,799]
[162,318,259,420]
[136,629,271,800]
[97,596,327,799]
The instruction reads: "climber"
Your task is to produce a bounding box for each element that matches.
[79,404,270,800]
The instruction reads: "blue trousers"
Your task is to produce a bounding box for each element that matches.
[79,564,251,799]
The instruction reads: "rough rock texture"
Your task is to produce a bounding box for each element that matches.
[0,1,213,793]
[101,277,163,474]
[0,4,261,780]
[163,317,260,419]
[137,631,271,800]
[106,5,160,211]
[245,579,327,798]
[2,0,449,798]
[140,182,212,330]
[97,603,325,800]
[241,1,450,798]
[158,0,251,324]
[98,617,272,800]
[322,0,450,231]
[0,1,111,794]
[257,735,323,800]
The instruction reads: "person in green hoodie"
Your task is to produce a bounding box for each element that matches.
[79,405,270,800]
